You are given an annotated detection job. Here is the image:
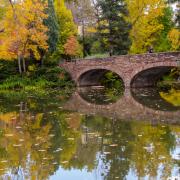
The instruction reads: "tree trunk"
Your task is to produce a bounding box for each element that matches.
[22,57,26,73]
[18,55,22,74]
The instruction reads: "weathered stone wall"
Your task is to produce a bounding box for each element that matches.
[60,52,180,87]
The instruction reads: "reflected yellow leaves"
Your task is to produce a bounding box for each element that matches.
[0,112,17,123]
[160,88,180,106]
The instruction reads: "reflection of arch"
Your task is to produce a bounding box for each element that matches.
[131,88,180,111]
[77,69,124,87]
[63,89,180,124]
[130,66,177,88]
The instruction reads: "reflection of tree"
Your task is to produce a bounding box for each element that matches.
[0,112,56,179]
[100,120,134,180]
[0,103,84,179]
[0,92,179,179]
[82,116,134,180]
[130,122,177,179]
[160,88,180,107]
[81,116,178,180]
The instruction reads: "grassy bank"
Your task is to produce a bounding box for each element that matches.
[0,62,75,99]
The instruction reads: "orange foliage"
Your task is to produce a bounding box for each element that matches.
[0,0,48,60]
[64,35,82,58]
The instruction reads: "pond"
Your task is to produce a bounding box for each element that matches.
[0,87,179,180]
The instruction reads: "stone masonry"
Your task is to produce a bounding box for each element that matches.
[60,52,180,88]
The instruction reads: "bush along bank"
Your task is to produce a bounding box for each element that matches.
[0,59,75,97]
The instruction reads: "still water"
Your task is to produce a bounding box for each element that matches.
[0,87,179,180]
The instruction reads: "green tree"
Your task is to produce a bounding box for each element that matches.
[44,0,59,53]
[154,7,174,52]
[97,0,131,55]
[53,0,78,59]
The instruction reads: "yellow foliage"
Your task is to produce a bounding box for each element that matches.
[0,112,17,123]
[0,0,48,60]
[53,0,77,56]
[160,88,180,106]
[168,29,180,51]
[126,0,165,53]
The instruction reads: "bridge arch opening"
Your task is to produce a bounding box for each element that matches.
[77,69,124,87]
[130,66,177,88]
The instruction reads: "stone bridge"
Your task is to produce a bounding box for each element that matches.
[63,88,180,125]
[60,52,180,87]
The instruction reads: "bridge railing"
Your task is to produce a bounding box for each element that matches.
[59,51,180,63]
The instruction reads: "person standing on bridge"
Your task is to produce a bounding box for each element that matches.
[148,46,154,53]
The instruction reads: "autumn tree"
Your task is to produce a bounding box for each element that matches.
[53,0,80,59]
[168,28,180,51]
[126,0,166,54]
[64,35,82,58]
[0,0,48,73]
[126,1,179,53]
[66,0,96,57]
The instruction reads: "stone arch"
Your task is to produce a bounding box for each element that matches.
[77,68,125,87]
[130,64,178,88]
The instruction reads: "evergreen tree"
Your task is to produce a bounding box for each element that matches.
[97,0,131,55]
[44,0,59,53]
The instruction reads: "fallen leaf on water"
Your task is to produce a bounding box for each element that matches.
[13,144,22,147]
[5,134,14,137]
[159,156,166,159]
[104,152,111,155]
[38,149,46,152]
[1,160,7,163]
[87,133,95,135]
[49,134,55,137]
[106,133,112,136]
[36,136,42,140]
[61,161,68,164]
[54,148,63,152]
[109,144,118,147]
[16,126,22,129]
[43,158,48,160]
[67,138,74,140]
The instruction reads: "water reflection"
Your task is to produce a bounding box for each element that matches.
[78,86,123,105]
[0,89,179,179]
[160,88,180,107]
[79,86,180,111]
[132,88,180,111]
[65,87,180,124]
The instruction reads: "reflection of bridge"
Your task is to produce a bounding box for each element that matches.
[60,52,180,87]
[63,88,180,124]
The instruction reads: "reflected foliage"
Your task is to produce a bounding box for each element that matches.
[79,86,123,105]
[131,88,180,111]
[160,88,180,107]
[0,90,179,179]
